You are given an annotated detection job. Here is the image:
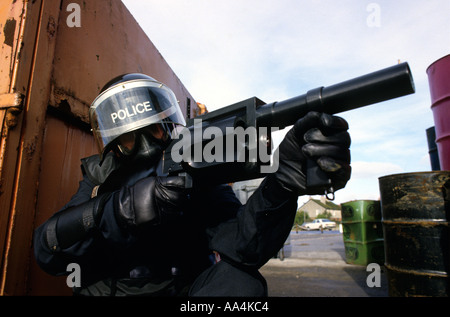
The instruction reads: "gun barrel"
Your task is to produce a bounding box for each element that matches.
[257,62,415,128]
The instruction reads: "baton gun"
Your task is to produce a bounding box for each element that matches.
[157,62,415,198]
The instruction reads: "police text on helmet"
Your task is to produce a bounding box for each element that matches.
[110,101,153,123]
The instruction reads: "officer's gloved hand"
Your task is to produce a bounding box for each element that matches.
[273,111,351,196]
[114,176,190,229]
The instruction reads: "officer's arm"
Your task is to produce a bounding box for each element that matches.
[33,174,188,276]
[208,112,351,268]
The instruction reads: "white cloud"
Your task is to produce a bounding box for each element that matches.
[351,161,404,179]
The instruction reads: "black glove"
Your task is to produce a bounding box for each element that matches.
[274,111,351,196]
[114,176,190,229]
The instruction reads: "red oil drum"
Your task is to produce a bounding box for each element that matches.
[427,54,450,170]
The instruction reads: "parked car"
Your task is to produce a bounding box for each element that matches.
[301,219,336,231]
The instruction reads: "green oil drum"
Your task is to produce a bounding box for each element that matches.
[379,172,450,297]
[341,200,384,265]
[343,240,385,266]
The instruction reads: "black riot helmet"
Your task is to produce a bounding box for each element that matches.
[90,73,186,164]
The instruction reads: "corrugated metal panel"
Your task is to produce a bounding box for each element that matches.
[50,0,197,124]
[27,114,97,295]
[0,0,198,295]
[0,0,39,295]
[0,0,61,295]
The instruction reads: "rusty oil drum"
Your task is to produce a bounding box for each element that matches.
[379,172,450,297]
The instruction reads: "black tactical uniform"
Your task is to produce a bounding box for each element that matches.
[34,152,299,295]
[33,74,351,296]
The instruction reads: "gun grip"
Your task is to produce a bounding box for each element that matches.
[306,159,334,200]
[179,172,193,189]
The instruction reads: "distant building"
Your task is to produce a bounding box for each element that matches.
[298,197,341,221]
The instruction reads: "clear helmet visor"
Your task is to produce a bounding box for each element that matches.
[90,78,186,156]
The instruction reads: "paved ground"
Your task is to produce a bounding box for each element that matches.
[259,231,389,297]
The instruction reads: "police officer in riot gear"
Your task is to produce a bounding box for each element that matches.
[34,73,351,296]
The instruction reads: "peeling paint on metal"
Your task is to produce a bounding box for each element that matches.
[47,15,56,39]
[3,18,16,47]
[5,107,21,128]
[24,136,37,161]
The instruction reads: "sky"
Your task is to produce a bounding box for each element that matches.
[122,0,450,205]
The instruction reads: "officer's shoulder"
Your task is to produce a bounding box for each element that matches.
[81,152,119,185]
